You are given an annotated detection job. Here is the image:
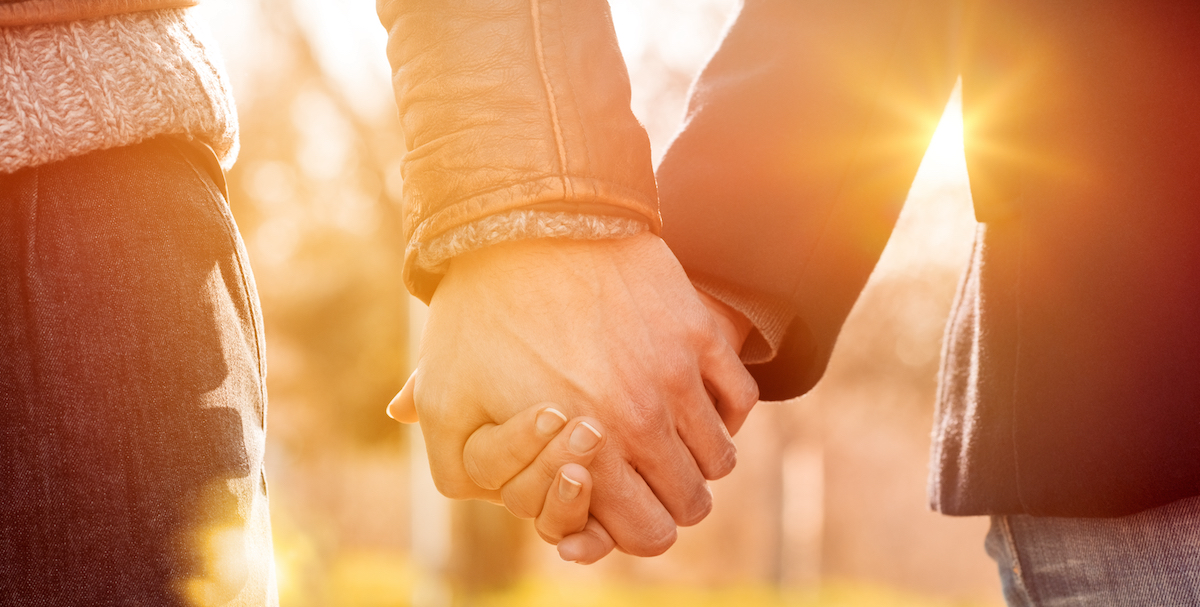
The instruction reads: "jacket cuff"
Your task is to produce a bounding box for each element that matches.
[381,0,660,302]
[415,210,649,274]
[690,274,795,365]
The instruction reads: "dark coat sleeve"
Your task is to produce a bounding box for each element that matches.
[657,0,961,400]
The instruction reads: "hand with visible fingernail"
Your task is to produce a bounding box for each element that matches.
[446,400,615,563]
[568,422,602,454]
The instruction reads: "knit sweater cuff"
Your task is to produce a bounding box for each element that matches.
[689,275,795,365]
[0,8,237,174]
[414,210,650,274]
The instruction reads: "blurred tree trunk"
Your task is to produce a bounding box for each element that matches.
[448,501,526,603]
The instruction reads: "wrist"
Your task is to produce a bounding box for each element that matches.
[418,209,649,276]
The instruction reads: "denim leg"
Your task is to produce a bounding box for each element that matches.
[987,516,1036,607]
[987,496,1200,607]
[0,139,276,606]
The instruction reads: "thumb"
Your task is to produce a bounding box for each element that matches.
[386,369,419,423]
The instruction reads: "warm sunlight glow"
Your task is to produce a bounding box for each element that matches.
[874,80,977,277]
[920,82,966,185]
[183,525,249,606]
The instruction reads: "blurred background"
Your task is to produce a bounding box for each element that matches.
[192,1,1000,605]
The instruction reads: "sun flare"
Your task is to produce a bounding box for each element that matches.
[921,83,966,184]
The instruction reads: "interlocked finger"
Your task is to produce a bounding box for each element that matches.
[535,463,592,544]
[462,403,569,491]
[557,514,616,564]
[500,418,606,519]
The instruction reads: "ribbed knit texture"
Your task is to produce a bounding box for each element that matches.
[0,8,237,174]
[416,210,649,274]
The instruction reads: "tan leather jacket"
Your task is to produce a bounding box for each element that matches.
[0,0,194,26]
[377,0,660,302]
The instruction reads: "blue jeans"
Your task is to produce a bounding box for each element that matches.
[0,138,276,605]
[987,496,1200,606]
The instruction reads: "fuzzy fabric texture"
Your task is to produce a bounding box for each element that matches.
[0,7,237,174]
[416,209,650,274]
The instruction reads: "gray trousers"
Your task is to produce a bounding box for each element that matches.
[0,138,276,606]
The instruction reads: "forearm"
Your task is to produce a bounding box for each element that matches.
[377,0,660,302]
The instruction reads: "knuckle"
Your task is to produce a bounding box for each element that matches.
[673,483,714,527]
[695,316,722,347]
[696,317,732,359]
[534,519,564,545]
[625,520,677,557]
[625,403,674,444]
[532,444,568,480]
[739,375,760,409]
[663,360,696,397]
[703,441,738,481]
[536,529,563,545]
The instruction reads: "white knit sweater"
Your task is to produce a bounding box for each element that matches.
[0,8,235,174]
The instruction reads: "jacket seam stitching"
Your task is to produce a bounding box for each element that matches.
[176,141,268,414]
[23,170,43,423]
[553,3,593,176]
[528,0,573,199]
[998,516,1038,604]
[1010,220,1027,514]
[0,1,197,28]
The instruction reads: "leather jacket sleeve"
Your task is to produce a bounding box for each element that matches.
[378,0,660,302]
[0,0,196,27]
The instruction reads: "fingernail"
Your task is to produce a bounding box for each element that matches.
[536,408,568,436]
[568,422,602,455]
[558,471,582,502]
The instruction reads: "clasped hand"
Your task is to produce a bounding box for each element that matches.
[392,232,757,562]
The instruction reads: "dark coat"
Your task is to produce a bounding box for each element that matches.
[657,0,1200,517]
